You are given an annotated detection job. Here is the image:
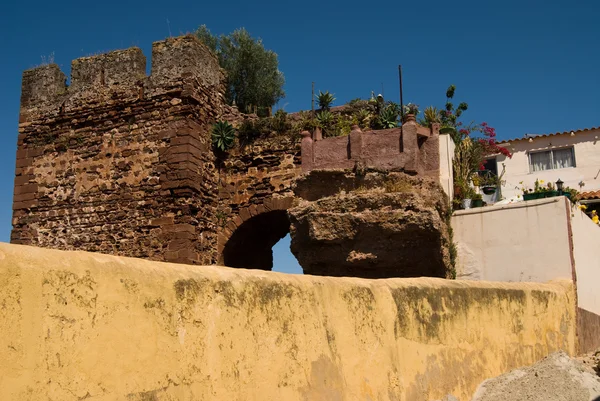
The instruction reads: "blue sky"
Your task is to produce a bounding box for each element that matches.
[1,0,599,274]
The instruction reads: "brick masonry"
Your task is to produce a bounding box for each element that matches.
[13,36,227,265]
[12,35,302,268]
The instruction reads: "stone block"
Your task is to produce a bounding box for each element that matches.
[20,64,67,108]
[71,47,146,91]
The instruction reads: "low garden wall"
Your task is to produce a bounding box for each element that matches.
[0,243,576,401]
[452,197,573,282]
[452,196,600,353]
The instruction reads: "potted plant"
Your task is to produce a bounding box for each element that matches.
[472,193,483,208]
[402,103,419,121]
[461,186,476,209]
[563,186,578,201]
[521,179,559,200]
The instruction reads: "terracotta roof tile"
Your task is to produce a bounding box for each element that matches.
[499,126,600,144]
[579,190,600,200]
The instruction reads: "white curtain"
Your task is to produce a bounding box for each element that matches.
[553,148,574,169]
[530,151,551,172]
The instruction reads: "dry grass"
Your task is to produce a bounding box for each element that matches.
[349,179,413,194]
[383,179,412,193]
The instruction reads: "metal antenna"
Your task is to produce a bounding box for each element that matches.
[398,65,404,132]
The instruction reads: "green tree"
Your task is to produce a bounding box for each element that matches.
[196,25,285,115]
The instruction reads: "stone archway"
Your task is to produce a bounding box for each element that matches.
[218,196,295,270]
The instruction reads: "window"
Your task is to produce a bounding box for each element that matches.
[480,157,498,176]
[529,148,575,172]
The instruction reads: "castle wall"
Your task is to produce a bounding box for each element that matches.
[216,135,301,267]
[13,36,226,265]
[0,243,576,401]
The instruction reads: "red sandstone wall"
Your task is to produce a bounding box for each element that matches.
[13,36,226,265]
[216,136,301,265]
[12,37,442,271]
[301,121,440,177]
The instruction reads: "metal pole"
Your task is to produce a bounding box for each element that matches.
[399,65,404,132]
[311,82,315,118]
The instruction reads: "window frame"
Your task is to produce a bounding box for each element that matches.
[528,147,576,173]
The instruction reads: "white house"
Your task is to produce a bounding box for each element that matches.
[491,126,600,203]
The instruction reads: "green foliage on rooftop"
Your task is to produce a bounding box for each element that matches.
[196,25,285,115]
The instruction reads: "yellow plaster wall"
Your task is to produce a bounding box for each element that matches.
[0,243,576,401]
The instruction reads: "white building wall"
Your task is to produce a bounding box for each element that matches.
[570,205,600,316]
[498,128,600,201]
[452,197,573,282]
[438,133,455,201]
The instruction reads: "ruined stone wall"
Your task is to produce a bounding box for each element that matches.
[216,136,301,268]
[12,36,228,265]
[12,36,446,274]
[218,136,301,218]
[0,243,576,401]
[289,170,453,278]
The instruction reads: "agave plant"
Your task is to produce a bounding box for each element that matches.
[378,105,399,128]
[316,90,335,110]
[316,110,335,136]
[211,121,236,152]
[316,110,334,127]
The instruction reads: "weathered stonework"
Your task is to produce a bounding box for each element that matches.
[13,36,227,265]
[289,170,452,279]
[12,35,447,276]
[216,136,301,269]
[0,243,578,401]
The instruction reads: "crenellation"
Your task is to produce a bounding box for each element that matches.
[70,47,146,91]
[19,35,223,120]
[20,64,67,108]
[150,35,224,90]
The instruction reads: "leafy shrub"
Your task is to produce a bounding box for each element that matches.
[237,118,273,146]
[196,26,285,113]
[334,114,353,137]
[211,121,236,151]
[291,111,317,135]
[270,109,291,134]
[402,102,419,116]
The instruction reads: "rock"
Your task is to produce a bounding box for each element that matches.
[576,349,600,377]
[288,170,453,279]
[470,351,600,401]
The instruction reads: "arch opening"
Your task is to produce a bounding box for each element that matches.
[271,234,303,274]
[222,210,297,271]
